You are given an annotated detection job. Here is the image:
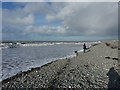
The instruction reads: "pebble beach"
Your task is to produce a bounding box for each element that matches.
[1,40,120,89]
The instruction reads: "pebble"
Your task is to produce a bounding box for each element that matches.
[68,86,71,88]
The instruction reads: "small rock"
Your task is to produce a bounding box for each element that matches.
[112,57,119,60]
[105,56,110,59]
[84,64,89,67]
[68,86,71,88]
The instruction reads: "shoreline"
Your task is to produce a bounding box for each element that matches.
[2,41,95,81]
[1,48,81,82]
[1,49,82,83]
[1,41,94,82]
[2,40,120,88]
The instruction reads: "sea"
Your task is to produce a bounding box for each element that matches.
[1,41,100,81]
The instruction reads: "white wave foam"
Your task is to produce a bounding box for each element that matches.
[1,41,101,81]
[21,42,83,47]
[0,41,101,48]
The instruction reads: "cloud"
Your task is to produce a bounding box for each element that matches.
[2,2,118,41]
[22,2,53,14]
[3,14,34,25]
[46,2,118,37]
[25,25,67,36]
[16,14,34,24]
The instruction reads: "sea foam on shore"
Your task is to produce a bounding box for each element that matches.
[2,41,100,82]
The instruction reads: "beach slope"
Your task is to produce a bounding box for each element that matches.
[2,40,120,88]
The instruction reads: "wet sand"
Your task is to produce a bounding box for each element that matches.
[1,40,120,89]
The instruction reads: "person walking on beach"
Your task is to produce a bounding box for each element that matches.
[83,43,86,53]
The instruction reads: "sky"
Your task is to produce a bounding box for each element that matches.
[2,2,118,41]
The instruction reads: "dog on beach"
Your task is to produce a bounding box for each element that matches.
[75,51,78,56]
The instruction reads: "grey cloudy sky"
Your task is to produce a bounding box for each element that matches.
[2,2,118,41]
